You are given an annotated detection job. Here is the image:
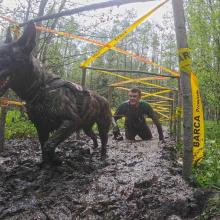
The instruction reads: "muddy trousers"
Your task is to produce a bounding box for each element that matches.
[124,120,153,140]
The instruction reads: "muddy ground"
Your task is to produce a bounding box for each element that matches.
[0,125,216,220]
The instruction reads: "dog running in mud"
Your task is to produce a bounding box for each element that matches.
[0,20,112,164]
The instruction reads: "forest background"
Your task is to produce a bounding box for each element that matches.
[0,0,220,190]
[1,0,218,122]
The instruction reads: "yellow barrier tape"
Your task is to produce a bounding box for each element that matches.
[8,101,24,106]
[0,15,179,77]
[141,89,172,98]
[170,114,177,120]
[38,26,179,77]
[11,23,20,38]
[151,105,169,110]
[156,111,169,119]
[98,70,168,90]
[36,26,179,76]
[177,106,183,117]
[191,72,204,163]
[153,108,169,113]
[81,0,168,68]
[1,98,24,106]
[178,48,191,74]
[115,86,174,101]
[109,76,169,87]
[178,48,204,163]
[152,100,171,104]
[149,103,170,107]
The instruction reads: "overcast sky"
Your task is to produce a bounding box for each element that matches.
[111,0,172,23]
[1,0,172,24]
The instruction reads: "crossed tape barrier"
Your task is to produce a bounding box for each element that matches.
[81,0,169,68]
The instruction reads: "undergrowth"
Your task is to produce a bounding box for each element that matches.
[190,121,220,219]
[2,110,123,139]
[3,110,37,139]
[190,121,220,188]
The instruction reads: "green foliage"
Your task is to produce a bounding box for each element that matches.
[175,142,183,151]
[186,0,220,121]
[116,119,125,130]
[200,196,220,220]
[204,121,220,141]
[190,121,220,188]
[4,110,37,139]
[191,140,220,188]
[188,121,220,219]
[92,123,98,131]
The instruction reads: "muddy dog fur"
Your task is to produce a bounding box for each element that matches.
[0,21,112,164]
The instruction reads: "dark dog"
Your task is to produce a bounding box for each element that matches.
[0,21,112,164]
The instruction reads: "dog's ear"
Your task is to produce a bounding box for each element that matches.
[16,20,36,54]
[5,27,13,44]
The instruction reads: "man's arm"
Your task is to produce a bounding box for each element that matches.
[112,117,123,140]
[142,101,164,142]
[151,114,164,141]
[112,104,125,141]
[112,116,118,128]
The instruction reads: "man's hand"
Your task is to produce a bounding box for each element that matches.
[113,126,123,140]
[152,115,165,143]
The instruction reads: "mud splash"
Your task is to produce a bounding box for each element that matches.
[0,126,213,219]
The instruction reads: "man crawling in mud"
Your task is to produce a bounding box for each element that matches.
[112,87,164,142]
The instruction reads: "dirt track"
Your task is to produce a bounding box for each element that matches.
[0,125,213,219]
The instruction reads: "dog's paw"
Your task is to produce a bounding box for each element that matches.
[101,153,107,161]
[52,155,63,166]
[42,152,63,166]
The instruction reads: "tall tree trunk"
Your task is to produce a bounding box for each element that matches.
[33,0,49,57]
[172,0,193,180]
[42,0,67,64]
[0,91,9,152]
[25,0,31,22]
[177,78,182,143]
[0,28,19,152]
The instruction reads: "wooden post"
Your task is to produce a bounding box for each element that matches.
[173,90,178,141]
[169,93,173,135]
[172,0,193,180]
[0,26,15,152]
[177,78,182,143]
[0,92,9,152]
[108,87,113,108]
[76,68,87,140]
[81,68,87,87]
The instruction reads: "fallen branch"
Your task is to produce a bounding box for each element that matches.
[19,0,160,27]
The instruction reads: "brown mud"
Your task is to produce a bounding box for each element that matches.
[0,125,214,220]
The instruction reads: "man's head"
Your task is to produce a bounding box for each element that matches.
[129,87,141,107]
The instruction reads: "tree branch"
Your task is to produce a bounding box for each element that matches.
[19,0,160,27]
[84,66,179,78]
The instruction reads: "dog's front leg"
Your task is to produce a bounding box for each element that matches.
[36,127,50,162]
[42,120,77,164]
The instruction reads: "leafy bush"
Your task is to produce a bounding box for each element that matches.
[200,196,220,220]
[204,121,220,141]
[190,121,220,188]
[191,140,220,188]
[4,110,37,139]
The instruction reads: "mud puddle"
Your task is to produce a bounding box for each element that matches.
[0,125,213,219]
